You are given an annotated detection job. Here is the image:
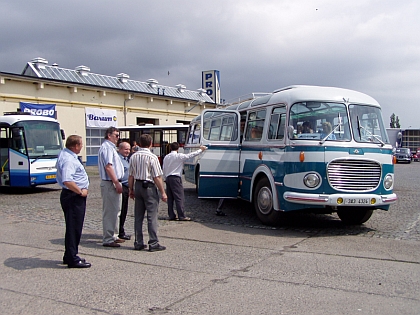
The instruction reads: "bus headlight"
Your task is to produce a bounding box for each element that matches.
[303,173,320,188]
[383,174,393,189]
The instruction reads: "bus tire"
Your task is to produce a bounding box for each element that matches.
[195,169,200,194]
[253,178,283,226]
[337,207,373,225]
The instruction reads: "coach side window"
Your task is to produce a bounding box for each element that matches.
[245,109,266,141]
[202,112,237,141]
[268,106,286,140]
[188,123,201,144]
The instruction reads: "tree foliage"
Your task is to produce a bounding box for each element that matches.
[390,113,401,128]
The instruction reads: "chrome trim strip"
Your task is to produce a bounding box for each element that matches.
[200,174,238,178]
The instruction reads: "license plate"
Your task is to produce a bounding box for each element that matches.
[46,175,56,179]
[344,198,370,204]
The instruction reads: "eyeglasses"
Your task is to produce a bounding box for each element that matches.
[113,133,120,138]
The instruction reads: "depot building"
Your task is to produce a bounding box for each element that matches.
[0,58,218,165]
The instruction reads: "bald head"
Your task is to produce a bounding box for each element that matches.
[119,141,131,157]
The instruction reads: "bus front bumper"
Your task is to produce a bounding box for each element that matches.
[283,192,398,207]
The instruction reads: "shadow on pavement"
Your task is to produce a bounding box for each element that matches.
[4,257,65,270]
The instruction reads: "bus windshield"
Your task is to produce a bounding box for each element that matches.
[15,120,63,158]
[349,104,389,144]
[290,102,351,141]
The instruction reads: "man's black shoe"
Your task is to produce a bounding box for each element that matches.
[103,241,121,247]
[134,244,147,251]
[68,260,91,268]
[216,210,227,216]
[63,258,86,265]
[149,244,166,252]
[119,234,131,240]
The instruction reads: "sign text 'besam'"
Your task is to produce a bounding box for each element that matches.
[85,108,117,128]
[86,114,116,122]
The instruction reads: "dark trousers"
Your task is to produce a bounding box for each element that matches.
[60,189,86,265]
[119,185,129,237]
[134,181,159,247]
[166,175,186,219]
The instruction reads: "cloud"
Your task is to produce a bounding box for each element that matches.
[1,0,419,127]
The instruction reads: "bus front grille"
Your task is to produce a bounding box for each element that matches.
[327,159,381,192]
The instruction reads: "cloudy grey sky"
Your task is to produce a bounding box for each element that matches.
[1,0,419,128]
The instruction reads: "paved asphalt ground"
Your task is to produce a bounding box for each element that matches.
[0,163,419,314]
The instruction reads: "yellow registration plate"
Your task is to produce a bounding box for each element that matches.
[46,175,56,179]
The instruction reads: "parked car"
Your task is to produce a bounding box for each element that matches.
[394,147,411,163]
[411,152,419,162]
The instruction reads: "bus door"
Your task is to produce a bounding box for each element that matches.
[198,110,241,198]
[152,129,164,165]
[1,127,30,187]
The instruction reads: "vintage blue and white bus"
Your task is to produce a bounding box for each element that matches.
[183,85,397,225]
[0,112,64,187]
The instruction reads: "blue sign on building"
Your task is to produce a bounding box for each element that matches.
[20,102,56,118]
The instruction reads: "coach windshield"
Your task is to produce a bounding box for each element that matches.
[289,102,351,141]
[349,104,389,145]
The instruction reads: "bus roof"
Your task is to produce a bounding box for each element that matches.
[0,114,59,126]
[227,85,381,111]
[269,85,380,107]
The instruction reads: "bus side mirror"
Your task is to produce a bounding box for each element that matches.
[60,129,65,140]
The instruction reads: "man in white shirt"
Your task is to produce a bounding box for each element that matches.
[162,142,206,221]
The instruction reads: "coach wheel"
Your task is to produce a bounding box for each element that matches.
[337,207,373,225]
[253,178,283,226]
[195,169,200,194]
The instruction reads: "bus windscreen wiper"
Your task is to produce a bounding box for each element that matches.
[356,118,385,146]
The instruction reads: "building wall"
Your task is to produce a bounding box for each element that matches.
[402,129,420,152]
[0,74,212,162]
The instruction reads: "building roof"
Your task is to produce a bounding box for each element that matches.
[21,57,214,103]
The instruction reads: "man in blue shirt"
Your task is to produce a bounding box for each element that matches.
[117,141,131,240]
[56,135,91,268]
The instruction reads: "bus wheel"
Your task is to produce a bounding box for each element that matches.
[337,207,373,225]
[195,170,200,194]
[253,178,283,226]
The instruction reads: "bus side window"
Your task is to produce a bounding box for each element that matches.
[220,114,236,141]
[269,106,286,140]
[209,126,220,140]
[11,128,26,153]
[245,109,266,141]
[192,124,201,144]
[277,114,286,140]
[268,113,279,139]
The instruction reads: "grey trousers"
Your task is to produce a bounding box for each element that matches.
[134,181,159,247]
[101,180,121,244]
[165,175,186,219]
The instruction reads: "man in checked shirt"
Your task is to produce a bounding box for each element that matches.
[128,134,168,252]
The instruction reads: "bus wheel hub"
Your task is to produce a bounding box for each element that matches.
[257,187,273,215]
